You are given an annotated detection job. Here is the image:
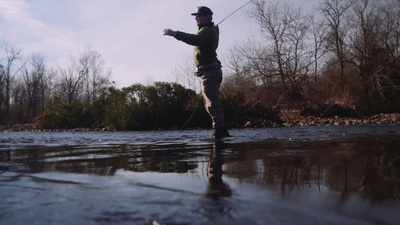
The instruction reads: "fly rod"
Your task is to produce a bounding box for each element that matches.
[216,1,252,26]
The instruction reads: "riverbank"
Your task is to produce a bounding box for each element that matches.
[0,124,105,132]
[280,112,400,127]
[1,112,400,132]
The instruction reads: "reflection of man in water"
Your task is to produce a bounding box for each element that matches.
[206,140,231,198]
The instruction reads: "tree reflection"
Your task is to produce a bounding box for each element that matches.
[0,135,399,203]
[0,148,45,173]
[222,137,400,202]
[206,140,232,199]
[362,144,400,203]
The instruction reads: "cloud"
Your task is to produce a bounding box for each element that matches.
[0,1,48,36]
[0,0,320,87]
[0,0,261,86]
[0,0,78,61]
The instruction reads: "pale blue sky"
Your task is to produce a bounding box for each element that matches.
[0,0,320,87]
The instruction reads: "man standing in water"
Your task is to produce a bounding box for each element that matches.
[163,6,230,138]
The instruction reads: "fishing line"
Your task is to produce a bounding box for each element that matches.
[216,1,252,26]
[179,94,202,130]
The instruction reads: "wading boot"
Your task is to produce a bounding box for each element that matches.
[213,127,230,139]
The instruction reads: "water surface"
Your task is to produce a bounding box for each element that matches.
[1,124,399,225]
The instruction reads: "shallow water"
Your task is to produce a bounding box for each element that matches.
[1,124,400,225]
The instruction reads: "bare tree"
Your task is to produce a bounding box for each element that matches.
[170,56,200,93]
[44,67,57,108]
[345,0,400,112]
[12,78,27,123]
[0,43,23,119]
[249,0,315,92]
[225,38,272,84]
[0,64,4,123]
[380,0,400,83]
[23,54,47,121]
[57,44,111,104]
[320,0,353,93]
[309,14,329,89]
[77,44,111,103]
[57,58,84,104]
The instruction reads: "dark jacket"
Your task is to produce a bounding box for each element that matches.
[175,22,219,67]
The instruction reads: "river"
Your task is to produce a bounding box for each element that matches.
[1,124,399,225]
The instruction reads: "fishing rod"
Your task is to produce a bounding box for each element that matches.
[216,1,252,26]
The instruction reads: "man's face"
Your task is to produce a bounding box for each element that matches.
[195,14,210,26]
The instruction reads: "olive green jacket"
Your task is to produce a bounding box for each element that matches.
[175,22,220,67]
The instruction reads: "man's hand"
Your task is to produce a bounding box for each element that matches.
[163,29,175,36]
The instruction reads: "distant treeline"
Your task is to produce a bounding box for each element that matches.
[34,82,282,130]
[35,82,202,130]
[1,0,400,129]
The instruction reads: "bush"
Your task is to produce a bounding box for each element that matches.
[220,87,282,128]
[34,81,286,130]
[34,112,59,129]
[34,101,93,129]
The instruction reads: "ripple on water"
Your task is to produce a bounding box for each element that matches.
[0,124,399,225]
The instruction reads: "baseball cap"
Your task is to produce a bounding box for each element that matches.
[191,6,213,16]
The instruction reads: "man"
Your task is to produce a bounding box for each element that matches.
[163,6,230,138]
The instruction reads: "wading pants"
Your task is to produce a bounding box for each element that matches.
[199,68,225,129]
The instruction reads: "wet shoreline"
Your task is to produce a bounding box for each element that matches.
[1,113,400,132]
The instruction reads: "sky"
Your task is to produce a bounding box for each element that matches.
[0,0,320,88]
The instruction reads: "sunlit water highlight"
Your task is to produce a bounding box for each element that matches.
[1,124,400,225]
